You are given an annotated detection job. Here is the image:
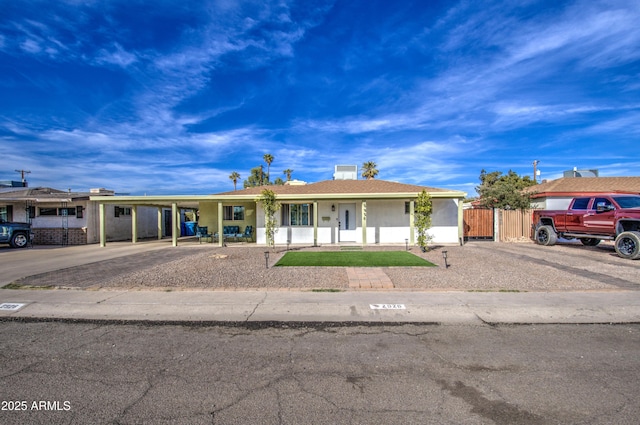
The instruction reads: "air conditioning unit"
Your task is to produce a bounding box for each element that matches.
[333,165,358,180]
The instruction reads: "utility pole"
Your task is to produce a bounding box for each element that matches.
[15,169,31,186]
[532,160,539,182]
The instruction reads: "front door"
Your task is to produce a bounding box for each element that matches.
[338,203,356,242]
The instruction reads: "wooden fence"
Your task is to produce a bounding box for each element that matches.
[498,209,533,242]
[463,208,494,240]
[463,208,534,242]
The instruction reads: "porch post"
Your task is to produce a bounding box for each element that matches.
[313,201,318,247]
[131,205,138,243]
[157,207,163,240]
[458,198,465,245]
[409,200,415,245]
[218,202,224,247]
[99,203,106,247]
[171,203,178,247]
[361,200,367,246]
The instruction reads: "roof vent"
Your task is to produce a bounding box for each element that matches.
[333,165,358,180]
[563,169,599,178]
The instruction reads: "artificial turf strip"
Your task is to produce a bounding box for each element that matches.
[274,251,436,267]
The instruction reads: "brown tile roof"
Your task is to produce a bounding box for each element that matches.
[216,179,459,196]
[525,177,640,197]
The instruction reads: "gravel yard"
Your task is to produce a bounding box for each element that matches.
[78,240,639,292]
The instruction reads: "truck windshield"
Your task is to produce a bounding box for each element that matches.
[612,196,640,209]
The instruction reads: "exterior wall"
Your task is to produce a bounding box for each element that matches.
[255,198,462,245]
[104,204,159,242]
[198,201,256,238]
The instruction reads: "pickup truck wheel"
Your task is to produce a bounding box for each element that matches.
[614,231,640,260]
[535,225,557,246]
[579,238,601,246]
[9,232,28,248]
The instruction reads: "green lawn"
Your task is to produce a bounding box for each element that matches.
[274,251,436,267]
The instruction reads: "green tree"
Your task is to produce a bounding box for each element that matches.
[229,171,240,191]
[414,190,433,252]
[361,161,379,180]
[283,169,293,181]
[257,188,280,248]
[476,169,537,210]
[263,154,274,183]
[244,166,266,188]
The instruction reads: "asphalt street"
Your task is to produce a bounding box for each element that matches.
[1,322,639,424]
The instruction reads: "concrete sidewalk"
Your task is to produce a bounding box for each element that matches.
[2,289,639,325]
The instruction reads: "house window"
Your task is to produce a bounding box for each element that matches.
[59,207,76,216]
[405,202,410,214]
[281,204,314,226]
[39,207,76,216]
[39,207,58,216]
[223,206,245,221]
[0,206,11,222]
[114,206,131,217]
[76,206,84,218]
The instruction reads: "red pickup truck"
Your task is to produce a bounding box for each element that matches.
[532,194,640,260]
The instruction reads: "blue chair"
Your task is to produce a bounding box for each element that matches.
[195,226,212,243]
[242,225,254,242]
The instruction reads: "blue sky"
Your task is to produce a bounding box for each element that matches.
[1,0,639,195]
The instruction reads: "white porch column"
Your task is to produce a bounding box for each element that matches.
[218,202,224,247]
[99,203,106,247]
[361,200,367,245]
[459,199,465,245]
[409,200,415,245]
[131,205,138,243]
[172,203,178,247]
[157,207,163,240]
[313,201,318,247]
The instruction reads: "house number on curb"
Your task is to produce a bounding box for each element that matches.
[0,303,25,311]
[370,304,406,310]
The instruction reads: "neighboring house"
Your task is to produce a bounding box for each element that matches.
[525,177,640,210]
[91,174,467,247]
[0,187,161,245]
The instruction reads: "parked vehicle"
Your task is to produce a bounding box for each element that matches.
[532,194,640,260]
[0,219,32,248]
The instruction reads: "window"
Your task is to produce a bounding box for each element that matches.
[594,197,613,212]
[223,206,245,221]
[405,202,410,214]
[0,206,11,222]
[572,198,590,210]
[114,206,131,217]
[39,207,76,216]
[282,204,314,226]
[39,207,58,216]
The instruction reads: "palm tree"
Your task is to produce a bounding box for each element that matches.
[263,153,274,184]
[361,161,379,180]
[229,171,240,191]
[283,169,293,181]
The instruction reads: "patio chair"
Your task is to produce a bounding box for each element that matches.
[242,225,254,242]
[195,226,213,243]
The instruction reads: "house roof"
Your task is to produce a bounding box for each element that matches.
[525,177,640,198]
[0,187,95,202]
[216,179,465,199]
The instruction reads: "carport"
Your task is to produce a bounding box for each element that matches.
[89,195,218,247]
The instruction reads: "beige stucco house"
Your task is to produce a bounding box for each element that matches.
[90,178,467,248]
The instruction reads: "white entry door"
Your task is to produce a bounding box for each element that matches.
[338,203,356,242]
